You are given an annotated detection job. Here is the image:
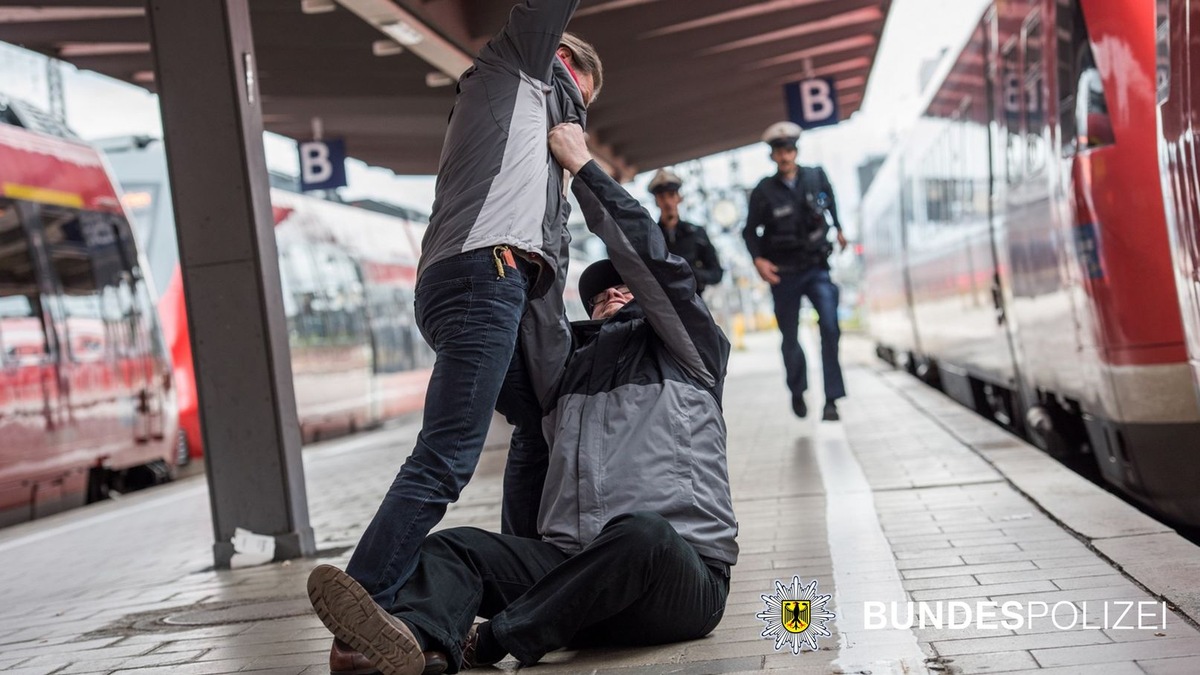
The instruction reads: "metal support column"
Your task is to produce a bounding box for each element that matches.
[145,0,314,567]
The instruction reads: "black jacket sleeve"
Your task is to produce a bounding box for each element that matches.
[693,227,724,287]
[818,167,842,230]
[571,161,727,389]
[743,184,768,259]
[482,0,582,82]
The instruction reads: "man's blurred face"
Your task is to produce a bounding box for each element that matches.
[770,145,798,174]
[557,48,596,107]
[590,284,633,320]
[655,189,682,222]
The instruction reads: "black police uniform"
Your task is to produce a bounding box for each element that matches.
[742,165,846,412]
[659,219,724,293]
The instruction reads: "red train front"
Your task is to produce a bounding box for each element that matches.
[863,0,1200,525]
[0,100,180,525]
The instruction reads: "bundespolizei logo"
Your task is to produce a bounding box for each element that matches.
[757,576,835,654]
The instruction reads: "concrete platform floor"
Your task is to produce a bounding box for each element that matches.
[2,333,1200,675]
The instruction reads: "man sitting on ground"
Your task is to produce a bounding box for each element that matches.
[307,122,738,675]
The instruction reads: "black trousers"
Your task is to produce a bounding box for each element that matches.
[387,511,730,672]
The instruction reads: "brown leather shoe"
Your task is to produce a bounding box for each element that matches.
[460,623,503,670]
[330,640,448,675]
[330,639,377,675]
[308,564,425,675]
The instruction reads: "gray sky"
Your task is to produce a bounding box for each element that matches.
[0,0,989,234]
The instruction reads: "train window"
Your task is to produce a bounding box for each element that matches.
[40,206,107,362]
[279,240,368,348]
[1057,0,1081,156]
[1074,49,1114,150]
[0,201,50,366]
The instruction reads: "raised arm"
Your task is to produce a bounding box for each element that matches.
[482,0,582,82]
[549,124,726,389]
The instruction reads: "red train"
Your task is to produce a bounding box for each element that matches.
[1158,0,1200,406]
[100,138,436,458]
[863,0,1200,526]
[0,99,180,526]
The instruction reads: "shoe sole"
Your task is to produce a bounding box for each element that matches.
[308,565,424,675]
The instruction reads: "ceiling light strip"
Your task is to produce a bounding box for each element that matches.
[335,0,472,81]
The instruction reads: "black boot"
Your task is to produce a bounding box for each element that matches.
[822,401,839,422]
[791,394,807,418]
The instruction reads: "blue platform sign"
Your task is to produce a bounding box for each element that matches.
[299,138,347,191]
[785,78,840,130]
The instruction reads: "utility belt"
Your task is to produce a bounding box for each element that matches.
[764,239,833,271]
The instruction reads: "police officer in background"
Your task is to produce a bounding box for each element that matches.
[743,121,847,422]
[648,168,724,293]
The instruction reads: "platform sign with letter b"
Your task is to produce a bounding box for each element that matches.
[784,78,840,130]
[299,138,347,191]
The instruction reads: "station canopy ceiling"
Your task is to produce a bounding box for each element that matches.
[1,0,893,178]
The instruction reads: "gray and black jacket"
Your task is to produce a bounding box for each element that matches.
[418,0,586,403]
[538,161,740,567]
[420,0,584,296]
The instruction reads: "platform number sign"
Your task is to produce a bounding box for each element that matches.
[785,78,840,130]
[299,138,347,192]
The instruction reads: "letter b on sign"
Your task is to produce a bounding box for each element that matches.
[299,139,347,191]
[785,78,840,130]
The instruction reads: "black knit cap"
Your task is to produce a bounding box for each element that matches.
[578,259,624,315]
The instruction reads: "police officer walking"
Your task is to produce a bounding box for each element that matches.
[648,168,724,293]
[743,122,847,421]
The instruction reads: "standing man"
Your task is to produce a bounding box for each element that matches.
[648,168,724,293]
[306,122,736,675]
[309,3,603,669]
[743,121,847,422]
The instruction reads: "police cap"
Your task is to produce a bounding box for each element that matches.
[648,168,683,195]
[762,121,802,149]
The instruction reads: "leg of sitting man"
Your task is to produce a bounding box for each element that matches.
[488,512,730,666]
[390,527,568,671]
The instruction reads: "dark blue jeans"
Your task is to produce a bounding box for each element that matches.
[771,267,846,402]
[390,512,729,671]
[347,248,539,607]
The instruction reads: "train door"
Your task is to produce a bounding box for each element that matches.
[897,158,922,365]
[0,199,66,523]
[36,204,128,455]
[105,213,166,446]
[983,6,1033,430]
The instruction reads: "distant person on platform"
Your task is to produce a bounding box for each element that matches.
[308,2,603,673]
[304,122,737,675]
[743,121,847,422]
[648,168,724,293]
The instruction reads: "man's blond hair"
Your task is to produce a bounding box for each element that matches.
[559,32,603,103]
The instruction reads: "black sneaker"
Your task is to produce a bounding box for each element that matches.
[822,401,839,422]
[791,395,807,418]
